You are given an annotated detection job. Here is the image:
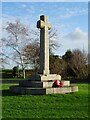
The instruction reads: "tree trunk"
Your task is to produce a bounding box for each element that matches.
[23,68,25,79]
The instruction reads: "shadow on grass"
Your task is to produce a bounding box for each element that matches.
[1,90,20,96]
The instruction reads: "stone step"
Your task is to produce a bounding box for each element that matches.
[10,86,78,95]
[28,74,61,81]
[19,80,70,88]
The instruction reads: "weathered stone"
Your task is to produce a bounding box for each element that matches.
[10,86,78,95]
[37,15,51,75]
[28,74,61,81]
[71,86,78,92]
[10,15,78,95]
[19,80,70,88]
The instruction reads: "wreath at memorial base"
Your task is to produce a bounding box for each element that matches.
[53,80,63,87]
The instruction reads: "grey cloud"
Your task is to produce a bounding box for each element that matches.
[64,27,88,41]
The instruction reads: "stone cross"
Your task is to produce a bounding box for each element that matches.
[37,15,51,75]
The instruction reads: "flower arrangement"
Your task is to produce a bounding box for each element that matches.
[53,80,63,87]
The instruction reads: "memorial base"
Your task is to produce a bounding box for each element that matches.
[10,86,78,95]
[10,74,78,95]
[28,74,61,81]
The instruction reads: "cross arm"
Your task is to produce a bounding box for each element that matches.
[37,20,52,30]
[37,20,45,29]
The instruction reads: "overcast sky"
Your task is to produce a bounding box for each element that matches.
[1,1,88,68]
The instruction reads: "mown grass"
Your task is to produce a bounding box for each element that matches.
[1,83,89,119]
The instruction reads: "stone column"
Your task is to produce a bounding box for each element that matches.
[37,15,51,75]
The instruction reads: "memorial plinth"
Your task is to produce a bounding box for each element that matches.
[10,15,78,95]
[10,85,78,95]
[28,74,61,81]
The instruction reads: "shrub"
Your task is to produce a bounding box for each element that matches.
[12,66,19,78]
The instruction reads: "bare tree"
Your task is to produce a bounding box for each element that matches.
[23,41,40,72]
[0,38,9,69]
[49,28,60,51]
[29,27,59,51]
[2,19,59,77]
[2,20,30,78]
[23,27,59,71]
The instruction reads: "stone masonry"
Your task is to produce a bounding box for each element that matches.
[10,15,78,95]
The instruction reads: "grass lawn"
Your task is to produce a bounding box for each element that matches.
[0,83,89,119]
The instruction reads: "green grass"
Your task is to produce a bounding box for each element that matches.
[1,84,89,119]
